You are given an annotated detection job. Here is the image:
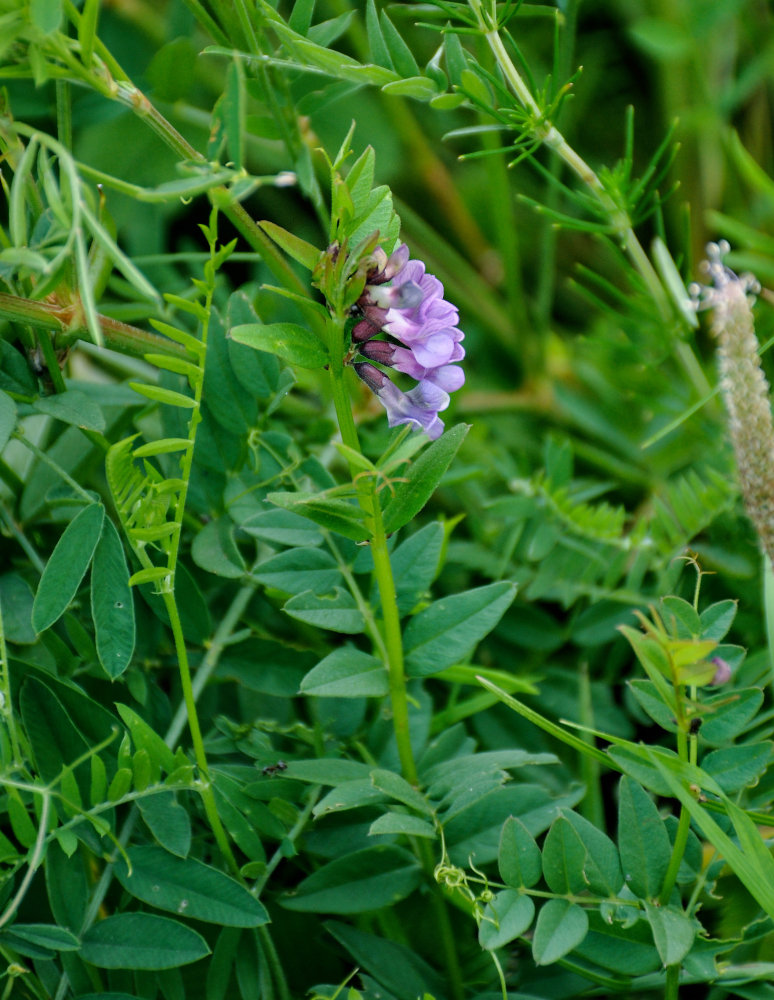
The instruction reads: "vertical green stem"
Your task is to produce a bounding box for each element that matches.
[0,599,22,768]
[327,361,418,785]
[578,661,603,829]
[763,556,774,689]
[327,356,464,1000]
[162,591,239,877]
[664,961,680,1000]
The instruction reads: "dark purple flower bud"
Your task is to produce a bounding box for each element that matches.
[351,305,389,342]
[354,363,448,439]
[359,340,397,366]
[354,361,389,393]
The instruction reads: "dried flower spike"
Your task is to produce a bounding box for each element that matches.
[691,242,774,562]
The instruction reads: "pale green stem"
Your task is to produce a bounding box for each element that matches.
[664,962,680,1000]
[13,433,94,503]
[164,583,257,750]
[764,556,774,689]
[468,0,669,316]
[0,599,22,769]
[327,361,418,784]
[578,661,603,829]
[0,794,50,930]
[327,357,464,1000]
[161,592,239,876]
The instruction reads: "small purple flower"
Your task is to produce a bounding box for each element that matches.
[351,244,464,438]
[709,656,732,686]
[354,363,447,439]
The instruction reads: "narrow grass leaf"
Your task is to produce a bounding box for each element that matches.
[649,752,774,918]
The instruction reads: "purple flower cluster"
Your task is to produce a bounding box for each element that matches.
[350,244,464,439]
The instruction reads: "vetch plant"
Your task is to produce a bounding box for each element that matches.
[1,2,774,1000]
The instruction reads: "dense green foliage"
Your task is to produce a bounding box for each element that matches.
[2,2,774,999]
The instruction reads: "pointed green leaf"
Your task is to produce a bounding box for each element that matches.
[191,518,246,579]
[300,646,388,698]
[230,323,328,369]
[542,816,589,895]
[0,923,79,959]
[253,547,340,594]
[128,383,197,408]
[404,581,517,676]
[32,504,105,632]
[368,813,436,838]
[617,777,671,899]
[382,423,469,533]
[370,769,433,815]
[258,220,321,270]
[116,704,177,776]
[80,913,210,970]
[137,791,192,858]
[91,517,135,678]
[0,389,16,453]
[643,902,696,966]
[34,388,105,431]
[561,810,622,896]
[115,845,268,927]
[281,845,421,913]
[284,587,365,633]
[266,491,369,542]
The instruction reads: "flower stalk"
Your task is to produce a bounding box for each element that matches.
[691,242,773,561]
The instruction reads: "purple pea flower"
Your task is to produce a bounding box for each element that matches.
[354,363,447,440]
[351,244,465,438]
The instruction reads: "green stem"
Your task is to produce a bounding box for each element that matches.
[327,358,465,1000]
[660,802,691,906]
[468,0,670,316]
[162,591,238,876]
[0,291,190,361]
[164,583,257,750]
[14,432,95,503]
[0,598,22,768]
[327,361,418,785]
[664,961,680,1000]
[763,555,774,689]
